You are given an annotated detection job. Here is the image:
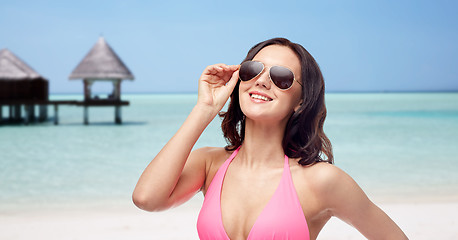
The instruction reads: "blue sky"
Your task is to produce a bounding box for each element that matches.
[1,0,457,93]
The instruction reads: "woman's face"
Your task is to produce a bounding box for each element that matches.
[239,45,303,124]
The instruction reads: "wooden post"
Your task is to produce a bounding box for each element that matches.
[9,104,13,121]
[12,104,17,121]
[84,106,89,125]
[13,104,21,121]
[39,105,47,122]
[24,105,29,125]
[30,104,35,121]
[84,80,90,101]
[24,105,35,124]
[112,80,121,100]
[12,105,16,121]
[54,104,59,125]
[115,106,121,124]
[84,80,94,101]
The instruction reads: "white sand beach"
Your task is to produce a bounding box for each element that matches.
[1,197,457,240]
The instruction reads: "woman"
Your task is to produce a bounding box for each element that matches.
[133,38,408,239]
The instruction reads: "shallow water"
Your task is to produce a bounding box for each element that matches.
[1,93,457,211]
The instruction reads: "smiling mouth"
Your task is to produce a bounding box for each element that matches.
[250,93,272,101]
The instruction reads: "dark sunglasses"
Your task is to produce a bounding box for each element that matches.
[239,61,302,90]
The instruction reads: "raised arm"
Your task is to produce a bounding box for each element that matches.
[132,64,239,211]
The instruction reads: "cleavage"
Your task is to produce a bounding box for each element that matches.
[220,163,284,239]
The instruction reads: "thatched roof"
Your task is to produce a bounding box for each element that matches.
[0,49,45,81]
[69,37,134,80]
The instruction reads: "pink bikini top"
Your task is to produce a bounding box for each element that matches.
[197,147,310,240]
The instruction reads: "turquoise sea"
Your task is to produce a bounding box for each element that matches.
[1,93,458,212]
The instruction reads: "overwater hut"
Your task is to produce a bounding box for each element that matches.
[69,37,134,124]
[0,49,48,123]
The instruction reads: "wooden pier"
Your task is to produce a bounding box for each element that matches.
[0,99,129,125]
[1,37,134,126]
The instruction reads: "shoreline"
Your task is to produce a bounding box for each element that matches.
[1,195,457,239]
[2,189,458,213]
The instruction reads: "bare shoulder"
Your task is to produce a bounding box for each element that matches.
[182,147,229,178]
[191,146,230,162]
[307,162,352,184]
[193,146,232,169]
[191,146,227,155]
[296,162,361,202]
[191,147,232,193]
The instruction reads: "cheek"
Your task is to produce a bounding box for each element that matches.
[290,84,302,101]
[291,88,303,110]
[239,80,250,91]
[238,82,249,109]
[295,89,303,104]
[238,81,251,100]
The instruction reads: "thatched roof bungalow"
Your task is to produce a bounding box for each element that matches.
[0,49,48,101]
[69,37,134,101]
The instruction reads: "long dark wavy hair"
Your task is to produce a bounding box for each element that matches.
[219,37,333,166]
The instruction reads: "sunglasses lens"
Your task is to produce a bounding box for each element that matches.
[239,61,263,81]
[270,66,295,89]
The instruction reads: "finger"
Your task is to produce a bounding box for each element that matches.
[212,63,228,71]
[205,65,223,76]
[225,69,240,90]
[216,65,238,78]
[209,64,236,73]
[222,65,239,75]
[216,64,234,77]
[212,65,224,74]
[222,64,238,71]
[229,64,240,70]
[202,64,236,80]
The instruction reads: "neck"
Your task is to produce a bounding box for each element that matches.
[236,118,288,168]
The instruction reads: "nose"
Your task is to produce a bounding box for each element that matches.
[254,68,271,89]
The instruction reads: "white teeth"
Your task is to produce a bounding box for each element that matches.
[251,94,270,101]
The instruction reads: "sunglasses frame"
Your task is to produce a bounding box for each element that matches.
[239,60,302,90]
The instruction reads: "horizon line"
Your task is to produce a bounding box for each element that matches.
[49,90,458,95]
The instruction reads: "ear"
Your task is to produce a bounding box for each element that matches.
[294,99,303,112]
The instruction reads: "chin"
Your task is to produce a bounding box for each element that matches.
[242,108,290,125]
